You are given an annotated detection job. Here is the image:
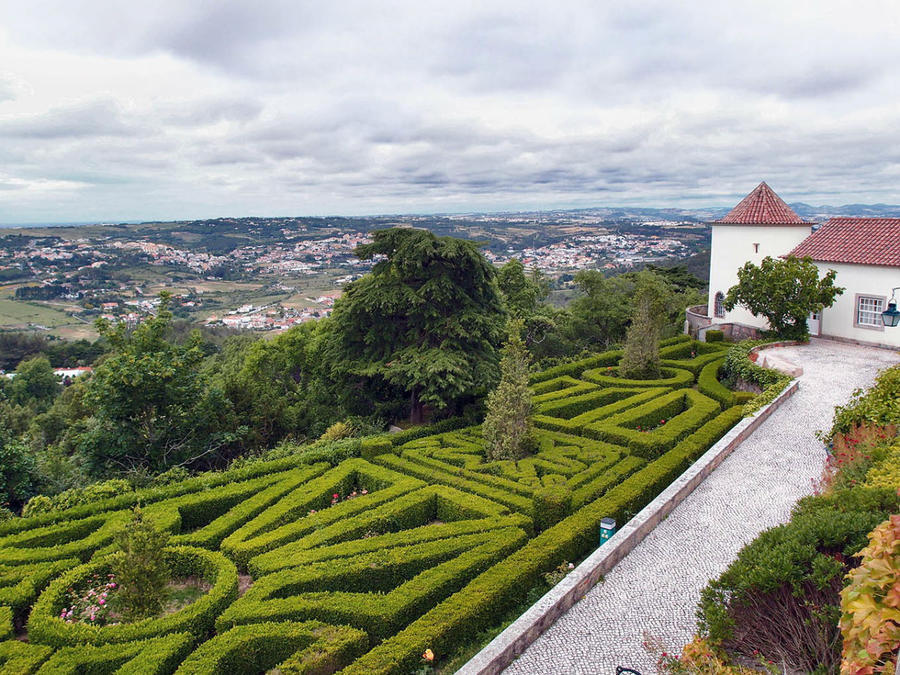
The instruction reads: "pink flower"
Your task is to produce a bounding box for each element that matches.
[361,489,368,494]
[98,599,105,606]
[333,493,339,499]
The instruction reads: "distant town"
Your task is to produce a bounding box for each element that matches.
[6,198,892,338]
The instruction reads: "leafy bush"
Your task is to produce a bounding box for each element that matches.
[706,330,724,342]
[532,483,572,532]
[109,506,171,621]
[839,513,900,675]
[697,359,736,410]
[0,605,12,640]
[0,640,54,672]
[22,479,133,517]
[176,621,368,674]
[319,421,352,441]
[37,633,194,675]
[582,366,694,390]
[864,442,900,489]
[698,488,900,672]
[721,340,792,416]
[828,363,900,442]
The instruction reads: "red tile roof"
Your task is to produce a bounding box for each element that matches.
[713,181,808,225]
[788,218,900,267]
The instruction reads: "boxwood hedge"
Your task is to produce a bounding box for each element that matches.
[0,339,768,674]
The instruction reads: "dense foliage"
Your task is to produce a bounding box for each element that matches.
[724,255,844,339]
[321,228,505,423]
[0,337,753,673]
[0,231,704,502]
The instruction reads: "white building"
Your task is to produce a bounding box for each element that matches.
[694,181,900,348]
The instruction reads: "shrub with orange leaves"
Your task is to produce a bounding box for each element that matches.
[840,511,900,675]
[652,637,769,674]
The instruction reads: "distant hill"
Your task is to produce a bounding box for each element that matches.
[788,202,900,221]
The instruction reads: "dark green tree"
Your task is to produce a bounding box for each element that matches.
[619,272,668,380]
[322,228,505,423]
[483,321,536,461]
[75,293,240,476]
[724,256,844,339]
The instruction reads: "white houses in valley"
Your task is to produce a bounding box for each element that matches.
[691,181,900,348]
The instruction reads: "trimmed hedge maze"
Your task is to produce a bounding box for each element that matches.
[0,338,751,674]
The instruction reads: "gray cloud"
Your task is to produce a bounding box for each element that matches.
[1,1,900,222]
[0,100,140,139]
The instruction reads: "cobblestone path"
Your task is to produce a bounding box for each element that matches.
[504,339,899,675]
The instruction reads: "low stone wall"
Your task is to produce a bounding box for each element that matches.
[685,305,712,338]
[458,379,801,675]
[749,340,805,377]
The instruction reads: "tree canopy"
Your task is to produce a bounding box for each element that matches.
[724,256,844,339]
[322,228,505,423]
[75,293,240,476]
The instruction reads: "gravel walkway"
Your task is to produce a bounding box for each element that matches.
[504,339,899,675]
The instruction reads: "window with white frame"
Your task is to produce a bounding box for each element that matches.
[855,295,885,329]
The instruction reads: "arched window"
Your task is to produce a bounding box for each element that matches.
[714,292,725,318]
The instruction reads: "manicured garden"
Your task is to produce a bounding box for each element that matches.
[0,335,762,674]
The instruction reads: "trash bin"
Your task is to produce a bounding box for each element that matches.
[600,517,617,544]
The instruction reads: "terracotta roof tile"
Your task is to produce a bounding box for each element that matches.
[788,218,900,267]
[713,181,807,225]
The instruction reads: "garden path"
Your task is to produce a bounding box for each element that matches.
[503,338,899,675]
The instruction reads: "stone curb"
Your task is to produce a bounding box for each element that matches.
[458,378,800,675]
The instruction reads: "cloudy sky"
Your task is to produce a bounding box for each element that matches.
[1,1,899,223]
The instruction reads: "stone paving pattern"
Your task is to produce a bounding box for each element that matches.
[504,339,900,675]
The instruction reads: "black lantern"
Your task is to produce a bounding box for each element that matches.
[882,288,900,327]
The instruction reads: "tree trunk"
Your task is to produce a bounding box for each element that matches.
[409,387,424,424]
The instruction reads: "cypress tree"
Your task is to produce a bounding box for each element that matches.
[483,321,536,461]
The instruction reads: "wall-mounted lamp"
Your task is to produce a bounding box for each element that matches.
[881,287,900,327]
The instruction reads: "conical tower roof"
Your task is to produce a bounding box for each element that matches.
[713,182,808,225]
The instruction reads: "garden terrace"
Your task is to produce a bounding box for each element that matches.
[0,339,751,674]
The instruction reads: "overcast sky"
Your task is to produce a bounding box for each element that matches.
[1,1,899,223]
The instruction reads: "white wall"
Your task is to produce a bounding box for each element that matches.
[819,262,900,348]
[708,223,812,328]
